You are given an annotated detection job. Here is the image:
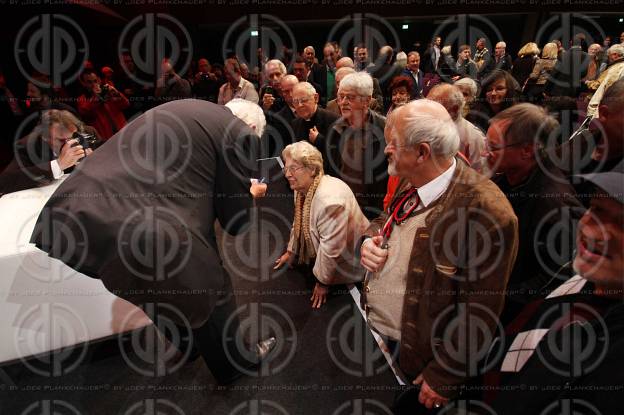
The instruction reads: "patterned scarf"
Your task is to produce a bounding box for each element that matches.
[292,173,323,265]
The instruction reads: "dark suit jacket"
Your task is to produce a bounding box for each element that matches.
[291,107,339,146]
[401,68,424,98]
[309,62,333,106]
[29,100,260,328]
[544,46,590,98]
[263,105,296,157]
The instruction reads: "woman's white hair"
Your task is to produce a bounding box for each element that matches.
[399,99,460,158]
[225,98,266,137]
[453,77,479,99]
[339,72,373,97]
[282,141,324,175]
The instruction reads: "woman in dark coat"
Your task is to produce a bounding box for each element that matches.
[467,69,521,133]
[29,99,274,384]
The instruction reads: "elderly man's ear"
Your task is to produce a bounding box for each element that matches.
[314,93,319,104]
[417,142,432,162]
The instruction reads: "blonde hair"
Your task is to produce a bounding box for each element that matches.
[282,141,324,176]
[518,42,540,57]
[542,42,558,59]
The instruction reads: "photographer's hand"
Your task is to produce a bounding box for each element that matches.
[57,139,86,171]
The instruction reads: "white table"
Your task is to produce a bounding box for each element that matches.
[0,177,151,369]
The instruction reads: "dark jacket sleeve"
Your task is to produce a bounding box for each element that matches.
[215,132,259,235]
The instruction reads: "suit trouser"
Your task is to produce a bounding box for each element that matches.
[161,279,256,384]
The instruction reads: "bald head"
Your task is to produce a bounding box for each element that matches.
[280,75,299,107]
[426,84,465,121]
[336,57,355,69]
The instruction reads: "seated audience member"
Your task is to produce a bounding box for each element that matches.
[456,44,478,80]
[101,66,115,87]
[486,103,584,322]
[259,59,287,113]
[155,58,192,102]
[586,44,624,118]
[427,83,486,171]
[525,42,559,103]
[583,43,604,83]
[400,53,423,99]
[261,75,299,157]
[329,71,388,218]
[0,110,99,195]
[360,99,518,411]
[290,82,339,146]
[468,69,520,133]
[485,163,624,415]
[77,69,129,140]
[512,42,540,88]
[326,67,382,115]
[454,77,479,117]
[218,58,259,105]
[273,141,369,308]
[386,75,414,116]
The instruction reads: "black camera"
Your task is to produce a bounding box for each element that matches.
[99,83,110,100]
[199,72,212,82]
[265,86,274,96]
[72,131,98,150]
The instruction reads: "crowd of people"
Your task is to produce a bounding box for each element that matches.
[2,28,624,414]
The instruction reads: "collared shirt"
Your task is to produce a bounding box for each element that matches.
[217,77,259,105]
[416,157,457,208]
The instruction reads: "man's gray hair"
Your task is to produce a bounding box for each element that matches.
[304,46,315,54]
[607,44,624,57]
[490,103,559,148]
[35,109,83,139]
[400,100,460,158]
[265,59,287,75]
[339,72,373,97]
[293,81,317,96]
[407,51,420,59]
[225,98,267,137]
[496,41,506,48]
[427,84,465,121]
[454,77,479,98]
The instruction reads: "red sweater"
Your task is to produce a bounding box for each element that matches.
[77,93,129,140]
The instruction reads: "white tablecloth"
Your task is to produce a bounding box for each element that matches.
[0,177,151,365]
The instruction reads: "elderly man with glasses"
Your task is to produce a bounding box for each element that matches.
[290,82,339,147]
[360,99,518,411]
[325,71,388,219]
[485,103,584,323]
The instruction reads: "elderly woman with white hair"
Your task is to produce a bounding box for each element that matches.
[274,141,369,308]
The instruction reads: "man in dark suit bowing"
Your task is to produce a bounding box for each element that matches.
[29,99,276,384]
[290,82,339,149]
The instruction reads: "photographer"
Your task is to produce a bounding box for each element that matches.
[192,58,220,102]
[0,109,100,195]
[155,58,192,104]
[77,70,129,140]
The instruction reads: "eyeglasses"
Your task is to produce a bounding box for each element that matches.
[292,97,312,106]
[337,94,361,102]
[282,165,306,175]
